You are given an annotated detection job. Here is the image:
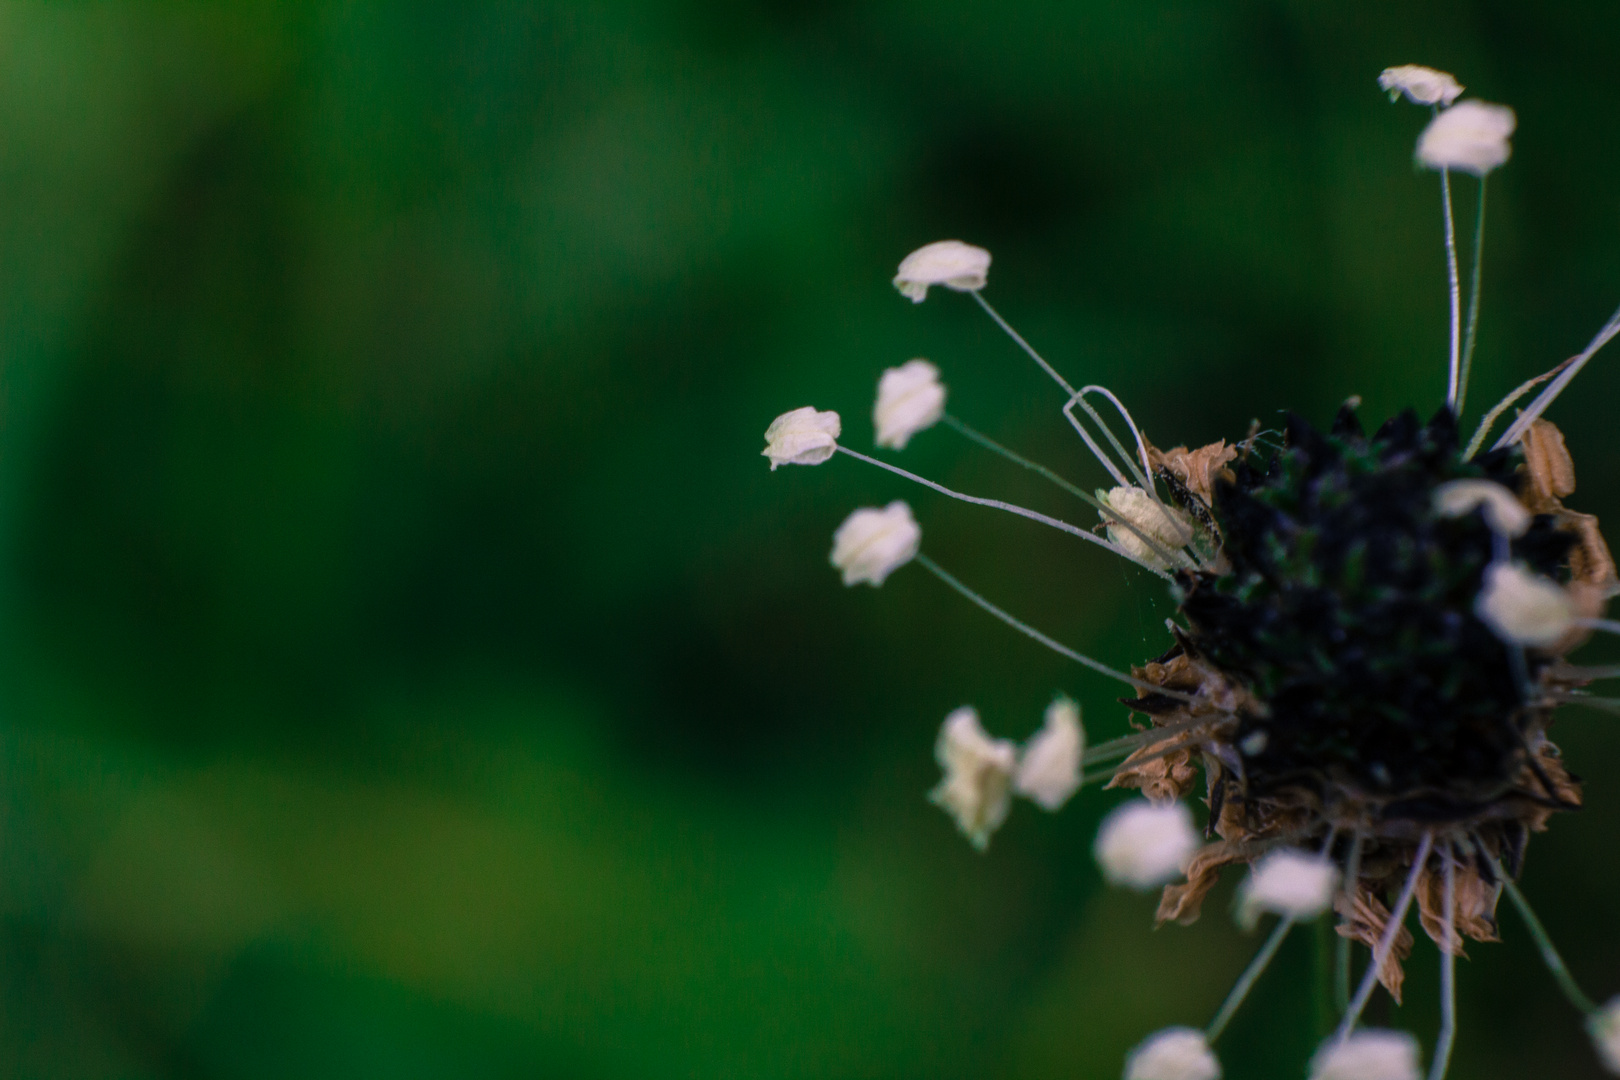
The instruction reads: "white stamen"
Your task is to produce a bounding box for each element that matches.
[1432,479,1531,537]
[874,359,946,450]
[1589,997,1620,1075]
[1101,486,1196,571]
[830,501,921,587]
[929,706,1016,850]
[762,406,841,470]
[1094,799,1200,890]
[1475,562,1576,648]
[1417,100,1516,177]
[1378,65,1464,107]
[1237,849,1341,930]
[1014,697,1084,810]
[1310,1030,1422,1080]
[1124,1027,1222,1080]
[893,240,991,303]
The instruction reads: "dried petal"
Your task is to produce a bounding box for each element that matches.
[1156,840,1251,926]
[1334,888,1414,1003]
[1147,441,1238,509]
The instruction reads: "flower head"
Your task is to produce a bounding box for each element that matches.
[1236,849,1340,930]
[1589,997,1620,1075]
[1307,1030,1420,1080]
[830,501,920,587]
[762,406,841,470]
[1124,1027,1222,1080]
[1433,478,1531,537]
[1474,561,1576,648]
[893,240,991,303]
[1100,485,1195,570]
[1093,799,1199,890]
[1378,65,1463,107]
[929,706,1017,850]
[1416,100,1516,176]
[1013,697,1084,811]
[874,359,947,449]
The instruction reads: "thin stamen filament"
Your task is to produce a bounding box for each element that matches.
[1495,301,1620,449]
[1206,916,1296,1043]
[1464,357,1572,459]
[1337,832,1434,1040]
[1443,169,1462,412]
[1501,876,1597,1015]
[1082,716,1210,766]
[939,414,1191,570]
[1080,734,1205,786]
[971,291,1079,398]
[1456,177,1488,418]
[1335,831,1365,1013]
[915,553,1198,701]
[1430,849,1458,1080]
[834,446,1172,579]
[1068,386,1156,494]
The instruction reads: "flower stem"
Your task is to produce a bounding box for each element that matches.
[1501,876,1597,1015]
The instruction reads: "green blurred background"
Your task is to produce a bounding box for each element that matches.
[1,2,1618,1077]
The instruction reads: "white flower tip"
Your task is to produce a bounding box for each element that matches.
[1014,697,1084,811]
[1378,64,1463,107]
[763,406,841,470]
[1416,99,1517,176]
[1237,849,1340,930]
[830,501,920,587]
[1124,1027,1222,1080]
[1101,486,1196,570]
[1308,1030,1421,1080]
[930,706,1017,851]
[874,359,947,450]
[1093,799,1200,890]
[893,240,991,303]
[1589,997,1620,1075]
[1433,479,1531,537]
[1475,561,1575,648]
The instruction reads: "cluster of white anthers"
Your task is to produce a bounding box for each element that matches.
[764,62,1620,1080]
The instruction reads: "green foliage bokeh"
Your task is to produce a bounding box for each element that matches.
[1,2,1618,1077]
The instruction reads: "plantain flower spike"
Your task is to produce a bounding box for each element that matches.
[1093,799,1199,890]
[874,359,947,450]
[1378,64,1463,107]
[1417,100,1516,177]
[1433,478,1531,537]
[929,706,1016,850]
[830,501,921,587]
[763,406,841,470]
[1124,1027,1222,1080]
[893,240,991,303]
[1308,1030,1421,1080]
[1013,696,1084,811]
[1236,849,1340,930]
[1474,561,1576,648]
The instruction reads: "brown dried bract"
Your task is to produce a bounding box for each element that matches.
[1416,864,1502,957]
[1155,840,1260,926]
[1148,440,1238,510]
[1519,419,1618,593]
[1335,886,1415,1003]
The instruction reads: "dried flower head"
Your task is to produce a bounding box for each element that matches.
[1416,99,1516,176]
[874,359,946,449]
[762,406,841,469]
[830,501,920,586]
[1093,799,1199,890]
[929,706,1016,850]
[1124,1027,1222,1080]
[765,61,1620,1080]
[1379,64,1464,106]
[893,240,991,302]
[1309,1030,1421,1080]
